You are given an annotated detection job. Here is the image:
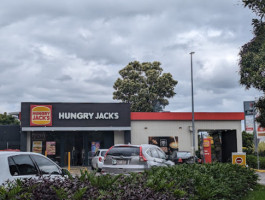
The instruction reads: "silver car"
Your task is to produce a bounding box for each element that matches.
[102,144,174,174]
[0,152,67,185]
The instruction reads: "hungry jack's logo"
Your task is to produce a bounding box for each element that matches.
[30,105,52,126]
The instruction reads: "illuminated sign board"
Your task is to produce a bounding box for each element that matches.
[30,105,52,126]
[21,103,130,128]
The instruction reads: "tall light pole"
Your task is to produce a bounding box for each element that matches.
[253,101,260,169]
[190,51,196,163]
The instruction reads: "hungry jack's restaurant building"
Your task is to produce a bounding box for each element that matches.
[20,102,244,166]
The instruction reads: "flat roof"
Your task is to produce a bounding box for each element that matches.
[131,112,244,121]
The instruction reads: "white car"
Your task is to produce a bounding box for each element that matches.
[91,149,108,171]
[0,151,67,185]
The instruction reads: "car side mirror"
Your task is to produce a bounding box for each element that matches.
[62,169,70,176]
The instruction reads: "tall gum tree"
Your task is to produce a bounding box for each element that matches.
[113,61,178,112]
[239,0,265,127]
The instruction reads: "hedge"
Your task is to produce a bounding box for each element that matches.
[246,155,265,169]
[0,163,258,200]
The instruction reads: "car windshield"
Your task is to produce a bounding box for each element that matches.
[107,146,140,156]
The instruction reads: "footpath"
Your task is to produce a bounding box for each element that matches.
[256,170,265,185]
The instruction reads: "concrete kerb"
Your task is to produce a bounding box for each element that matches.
[255,169,265,173]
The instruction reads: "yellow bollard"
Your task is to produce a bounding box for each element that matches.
[45,151,47,157]
[68,152,71,171]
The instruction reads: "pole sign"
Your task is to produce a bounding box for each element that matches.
[244,101,265,142]
[232,152,246,166]
[203,138,212,163]
[244,101,255,133]
[257,113,265,142]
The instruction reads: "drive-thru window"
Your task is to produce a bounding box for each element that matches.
[130,112,244,163]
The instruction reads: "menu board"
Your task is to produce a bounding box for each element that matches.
[46,141,56,155]
[32,141,42,153]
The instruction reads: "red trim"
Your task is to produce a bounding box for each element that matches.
[131,112,244,121]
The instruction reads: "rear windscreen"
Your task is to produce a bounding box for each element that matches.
[107,147,140,156]
[178,152,191,158]
[101,151,107,157]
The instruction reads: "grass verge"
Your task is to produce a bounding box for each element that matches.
[243,184,265,200]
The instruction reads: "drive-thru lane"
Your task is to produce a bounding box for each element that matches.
[257,172,265,185]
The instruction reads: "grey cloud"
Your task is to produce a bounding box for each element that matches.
[57,75,72,82]
[0,0,262,114]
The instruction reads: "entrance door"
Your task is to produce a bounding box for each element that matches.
[74,133,83,166]
[63,132,84,166]
[222,130,237,162]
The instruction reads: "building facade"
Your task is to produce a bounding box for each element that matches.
[20,102,244,166]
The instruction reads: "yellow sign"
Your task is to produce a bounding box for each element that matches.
[30,105,52,126]
[232,152,246,166]
[207,136,214,144]
[32,141,42,153]
[203,140,210,148]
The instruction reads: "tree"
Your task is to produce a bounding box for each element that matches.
[242,131,254,154]
[0,112,20,125]
[239,0,265,127]
[113,61,178,112]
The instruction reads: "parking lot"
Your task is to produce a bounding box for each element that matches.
[65,166,92,176]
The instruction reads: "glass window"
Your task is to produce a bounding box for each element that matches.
[100,151,107,157]
[151,148,159,158]
[107,147,140,156]
[146,149,152,157]
[177,152,191,158]
[157,148,166,159]
[11,155,38,175]
[31,155,61,175]
[8,157,19,176]
[95,151,100,156]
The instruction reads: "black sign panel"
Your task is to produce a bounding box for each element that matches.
[21,103,130,127]
[244,101,255,115]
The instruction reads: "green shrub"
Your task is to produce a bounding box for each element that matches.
[2,163,258,200]
[247,155,265,169]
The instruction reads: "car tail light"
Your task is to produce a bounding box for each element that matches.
[104,146,113,160]
[99,157,102,162]
[198,158,202,163]
[178,158,183,163]
[139,146,147,162]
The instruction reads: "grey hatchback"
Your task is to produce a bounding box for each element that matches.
[101,144,174,174]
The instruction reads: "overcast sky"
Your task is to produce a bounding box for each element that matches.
[0,0,263,113]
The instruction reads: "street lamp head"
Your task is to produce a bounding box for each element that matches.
[190,52,195,55]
